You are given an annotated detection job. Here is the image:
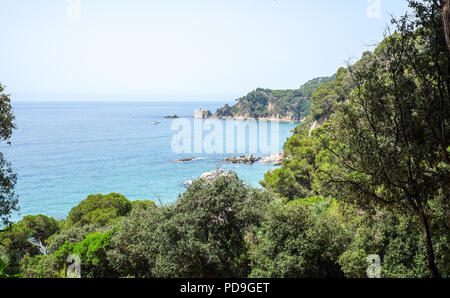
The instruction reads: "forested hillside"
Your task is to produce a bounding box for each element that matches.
[263,0,450,278]
[214,76,335,122]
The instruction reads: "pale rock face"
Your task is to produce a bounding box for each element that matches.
[223,154,261,164]
[309,120,321,137]
[261,152,285,166]
[199,169,234,184]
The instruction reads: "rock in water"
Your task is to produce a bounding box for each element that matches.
[223,154,261,164]
[173,157,195,163]
[261,152,285,166]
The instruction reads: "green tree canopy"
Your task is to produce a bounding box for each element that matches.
[249,198,349,278]
[67,193,132,227]
[0,215,59,274]
[0,83,17,226]
[106,205,167,278]
[152,173,271,278]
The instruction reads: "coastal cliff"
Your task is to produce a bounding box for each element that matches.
[297,67,350,136]
[211,76,335,123]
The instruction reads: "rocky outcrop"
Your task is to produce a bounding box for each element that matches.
[221,153,285,165]
[211,115,301,123]
[309,120,321,137]
[261,152,284,166]
[199,169,234,184]
[223,154,261,164]
[182,180,193,186]
[213,108,302,123]
[173,157,195,163]
[193,109,212,119]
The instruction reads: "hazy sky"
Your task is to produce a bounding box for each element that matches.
[0,0,410,102]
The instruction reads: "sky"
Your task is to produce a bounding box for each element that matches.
[0,0,411,102]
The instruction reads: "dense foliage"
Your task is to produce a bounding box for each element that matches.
[1,175,272,278]
[262,0,450,278]
[249,197,349,278]
[317,0,449,278]
[0,83,17,227]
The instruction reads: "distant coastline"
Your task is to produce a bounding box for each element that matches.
[193,109,303,123]
[209,115,303,123]
[193,76,335,124]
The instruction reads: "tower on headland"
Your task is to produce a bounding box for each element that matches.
[193,108,212,119]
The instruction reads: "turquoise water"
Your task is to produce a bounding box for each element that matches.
[1,102,298,221]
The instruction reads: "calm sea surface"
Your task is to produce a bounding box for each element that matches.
[1,102,298,221]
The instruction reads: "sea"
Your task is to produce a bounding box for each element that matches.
[0,102,299,222]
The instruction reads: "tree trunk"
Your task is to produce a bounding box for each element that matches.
[417,203,440,278]
[441,0,450,52]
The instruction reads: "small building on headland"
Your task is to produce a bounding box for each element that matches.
[193,109,212,119]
